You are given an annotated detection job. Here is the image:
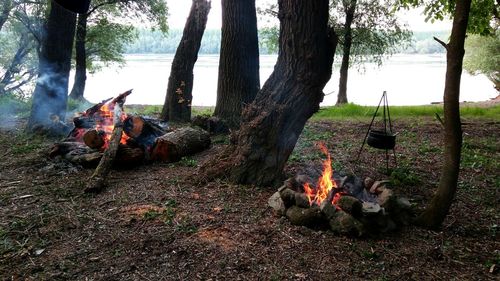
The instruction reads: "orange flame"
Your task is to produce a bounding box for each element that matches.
[303,142,338,206]
[95,102,129,148]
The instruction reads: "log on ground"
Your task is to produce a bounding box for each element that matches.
[151,127,210,162]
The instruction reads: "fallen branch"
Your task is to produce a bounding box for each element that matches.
[85,90,131,193]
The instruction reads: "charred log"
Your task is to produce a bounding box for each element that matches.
[123,116,166,148]
[83,129,106,149]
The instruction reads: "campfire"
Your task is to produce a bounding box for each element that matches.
[269,143,413,236]
[49,90,211,191]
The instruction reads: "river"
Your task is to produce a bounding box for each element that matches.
[80,54,497,106]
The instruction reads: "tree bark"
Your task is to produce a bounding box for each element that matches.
[0,0,12,32]
[69,13,88,101]
[27,0,77,133]
[85,98,126,193]
[160,0,211,123]
[416,0,471,229]
[337,0,357,105]
[213,0,260,128]
[201,0,337,186]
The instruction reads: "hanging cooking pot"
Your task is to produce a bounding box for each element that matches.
[53,0,91,14]
[367,129,396,150]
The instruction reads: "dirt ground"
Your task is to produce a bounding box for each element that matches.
[0,117,498,280]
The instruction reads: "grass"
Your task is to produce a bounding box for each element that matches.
[313,103,500,120]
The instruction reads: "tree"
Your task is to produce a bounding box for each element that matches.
[213,0,260,128]
[397,0,497,229]
[202,0,338,186]
[257,0,411,105]
[160,0,211,122]
[68,13,88,101]
[332,0,411,104]
[463,31,499,91]
[68,0,168,101]
[27,0,77,132]
[0,0,45,97]
[0,0,13,32]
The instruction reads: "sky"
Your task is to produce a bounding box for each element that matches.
[166,0,452,31]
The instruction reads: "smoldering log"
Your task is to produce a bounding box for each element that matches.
[49,141,89,157]
[151,127,210,162]
[85,90,131,193]
[123,116,166,148]
[64,150,103,167]
[83,129,106,149]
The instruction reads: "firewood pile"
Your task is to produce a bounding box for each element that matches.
[48,90,211,192]
[268,144,413,236]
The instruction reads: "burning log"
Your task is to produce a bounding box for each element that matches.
[85,90,131,193]
[83,129,106,149]
[151,127,210,162]
[123,116,167,148]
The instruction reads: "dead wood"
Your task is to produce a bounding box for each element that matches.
[85,90,130,193]
[123,116,166,147]
[83,129,106,149]
[49,141,88,157]
[151,127,210,162]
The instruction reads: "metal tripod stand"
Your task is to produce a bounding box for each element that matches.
[356,91,397,173]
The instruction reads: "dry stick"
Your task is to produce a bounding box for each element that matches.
[84,90,132,193]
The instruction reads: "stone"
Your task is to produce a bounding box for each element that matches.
[294,192,311,208]
[336,195,362,218]
[370,180,390,194]
[396,197,412,210]
[320,200,337,220]
[362,202,382,215]
[268,192,286,216]
[285,205,324,227]
[364,177,375,190]
[377,188,394,208]
[329,210,364,237]
[279,188,296,208]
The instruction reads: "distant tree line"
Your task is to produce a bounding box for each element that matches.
[125,28,450,55]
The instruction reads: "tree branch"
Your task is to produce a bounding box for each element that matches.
[433,36,448,50]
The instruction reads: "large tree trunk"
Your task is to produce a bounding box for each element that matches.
[0,0,12,32]
[27,0,76,133]
[337,0,357,105]
[213,0,260,128]
[416,0,471,229]
[69,13,88,101]
[160,0,211,122]
[202,0,337,186]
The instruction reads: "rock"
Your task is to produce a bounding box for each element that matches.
[320,200,337,220]
[396,197,412,210]
[279,188,296,207]
[294,192,311,208]
[377,188,394,208]
[336,195,362,218]
[364,177,374,190]
[268,192,286,216]
[370,180,390,194]
[285,205,324,227]
[362,202,382,215]
[329,210,364,237]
